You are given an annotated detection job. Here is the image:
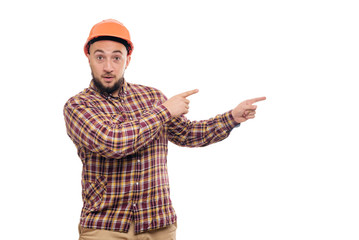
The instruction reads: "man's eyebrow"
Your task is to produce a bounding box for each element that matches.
[92,49,124,55]
[113,50,124,55]
[93,49,105,54]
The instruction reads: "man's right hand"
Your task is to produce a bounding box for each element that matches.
[163,89,199,117]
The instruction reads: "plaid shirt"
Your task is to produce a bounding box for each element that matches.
[64,80,239,234]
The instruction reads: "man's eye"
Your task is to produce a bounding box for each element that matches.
[114,56,121,61]
[96,56,104,60]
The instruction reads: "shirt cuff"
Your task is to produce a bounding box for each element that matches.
[152,104,172,123]
[222,110,241,130]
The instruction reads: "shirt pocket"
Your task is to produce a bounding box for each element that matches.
[83,175,107,212]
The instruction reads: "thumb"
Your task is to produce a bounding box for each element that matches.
[246,105,257,110]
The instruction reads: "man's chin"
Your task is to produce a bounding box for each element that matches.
[92,76,123,95]
[102,81,115,88]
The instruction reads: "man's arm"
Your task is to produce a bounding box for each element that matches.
[163,91,266,147]
[167,111,239,147]
[63,97,171,159]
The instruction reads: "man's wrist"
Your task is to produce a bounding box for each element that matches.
[223,110,241,130]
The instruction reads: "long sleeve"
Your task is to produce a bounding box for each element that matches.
[64,97,171,159]
[167,110,239,147]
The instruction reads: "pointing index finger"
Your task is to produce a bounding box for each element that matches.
[178,89,199,98]
[246,96,266,105]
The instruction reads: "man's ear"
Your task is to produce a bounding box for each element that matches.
[125,55,131,69]
[86,53,91,64]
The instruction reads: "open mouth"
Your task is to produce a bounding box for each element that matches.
[102,76,115,82]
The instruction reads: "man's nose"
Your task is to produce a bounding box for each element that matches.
[103,60,113,72]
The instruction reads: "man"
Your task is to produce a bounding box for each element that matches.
[64,19,265,240]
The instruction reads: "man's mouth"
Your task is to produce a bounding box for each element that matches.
[102,76,115,82]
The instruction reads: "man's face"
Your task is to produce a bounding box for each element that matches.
[87,40,131,96]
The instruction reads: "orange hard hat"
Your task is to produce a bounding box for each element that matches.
[84,19,134,56]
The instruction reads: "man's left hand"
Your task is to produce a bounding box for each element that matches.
[232,97,266,123]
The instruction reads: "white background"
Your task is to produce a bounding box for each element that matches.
[1,0,358,239]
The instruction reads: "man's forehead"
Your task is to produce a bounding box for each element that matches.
[90,40,127,54]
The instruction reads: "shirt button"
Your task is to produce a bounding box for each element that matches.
[136,182,139,186]
[121,99,124,103]
[133,203,136,207]
[137,160,140,163]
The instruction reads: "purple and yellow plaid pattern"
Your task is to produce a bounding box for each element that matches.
[64,80,238,233]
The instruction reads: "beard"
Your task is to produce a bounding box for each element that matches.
[92,73,124,96]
